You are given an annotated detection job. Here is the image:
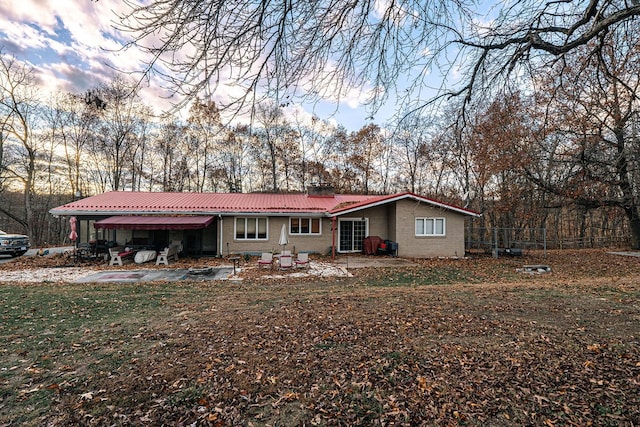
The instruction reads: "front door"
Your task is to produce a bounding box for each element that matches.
[338,218,367,252]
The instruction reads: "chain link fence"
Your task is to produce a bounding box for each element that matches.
[465,227,631,258]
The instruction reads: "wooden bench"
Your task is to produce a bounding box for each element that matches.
[109,247,135,266]
[156,244,180,265]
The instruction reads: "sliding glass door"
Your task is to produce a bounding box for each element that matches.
[338,218,367,252]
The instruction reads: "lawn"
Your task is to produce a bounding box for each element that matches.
[1,249,639,426]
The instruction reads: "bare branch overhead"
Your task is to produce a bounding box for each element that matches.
[115,0,640,117]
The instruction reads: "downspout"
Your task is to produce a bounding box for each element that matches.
[218,215,223,257]
[331,216,337,261]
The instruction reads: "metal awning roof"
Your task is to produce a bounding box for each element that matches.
[93,216,215,230]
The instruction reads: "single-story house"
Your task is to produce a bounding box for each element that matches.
[49,188,480,258]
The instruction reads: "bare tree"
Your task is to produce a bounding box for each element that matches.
[211,125,252,193]
[47,92,101,198]
[129,105,155,191]
[116,1,640,118]
[277,126,302,192]
[291,113,335,191]
[186,98,223,191]
[349,124,385,194]
[89,76,148,191]
[253,102,289,192]
[526,29,640,247]
[290,111,315,192]
[0,52,41,238]
[155,118,185,191]
[391,113,436,194]
[324,125,359,193]
[0,131,7,193]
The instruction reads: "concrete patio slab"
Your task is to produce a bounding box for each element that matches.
[332,255,418,268]
[74,267,234,283]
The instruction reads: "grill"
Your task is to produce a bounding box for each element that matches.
[1,238,29,246]
[9,238,28,245]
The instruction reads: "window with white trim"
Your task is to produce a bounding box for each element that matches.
[290,217,321,235]
[415,217,446,236]
[235,217,268,240]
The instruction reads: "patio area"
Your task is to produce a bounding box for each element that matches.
[74,267,234,283]
[0,249,420,285]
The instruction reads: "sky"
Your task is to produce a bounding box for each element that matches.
[0,0,403,131]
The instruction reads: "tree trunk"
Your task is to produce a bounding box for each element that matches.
[624,206,640,249]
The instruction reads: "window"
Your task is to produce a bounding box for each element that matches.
[235,217,268,240]
[290,217,321,235]
[415,217,445,236]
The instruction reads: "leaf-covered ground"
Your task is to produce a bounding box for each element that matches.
[1,249,639,426]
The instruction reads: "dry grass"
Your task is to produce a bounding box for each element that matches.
[1,249,639,426]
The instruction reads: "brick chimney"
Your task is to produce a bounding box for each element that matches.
[307,184,335,197]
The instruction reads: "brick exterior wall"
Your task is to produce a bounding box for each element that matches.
[392,199,466,258]
[221,199,467,258]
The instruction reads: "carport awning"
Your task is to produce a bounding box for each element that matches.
[93,216,215,230]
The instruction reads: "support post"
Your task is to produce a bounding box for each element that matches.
[331,216,337,261]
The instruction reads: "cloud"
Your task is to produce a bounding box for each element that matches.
[0,0,171,111]
[0,0,378,130]
[0,1,59,36]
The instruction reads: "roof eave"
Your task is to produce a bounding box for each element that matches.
[330,193,481,217]
[49,209,329,217]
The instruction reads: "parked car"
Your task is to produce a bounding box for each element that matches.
[0,230,30,257]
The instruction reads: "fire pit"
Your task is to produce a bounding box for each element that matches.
[187,266,214,276]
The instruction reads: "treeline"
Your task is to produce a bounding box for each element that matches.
[1,42,639,248]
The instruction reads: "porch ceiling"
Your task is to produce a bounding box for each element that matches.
[93,216,215,230]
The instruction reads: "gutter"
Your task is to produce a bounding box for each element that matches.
[331,216,337,261]
[218,215,224,257]
[49,209,327,218]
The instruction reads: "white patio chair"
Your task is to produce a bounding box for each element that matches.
[279,254,293,270]
[295,252,309,268]
[257,252,273,269]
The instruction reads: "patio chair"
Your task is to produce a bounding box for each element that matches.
[257,252,273,269]
[279,254,293,270]
[295,252,309,268]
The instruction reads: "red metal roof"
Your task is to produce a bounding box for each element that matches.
[51,192,382,215]
[93,215,215,230]
[50,191,480,217]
